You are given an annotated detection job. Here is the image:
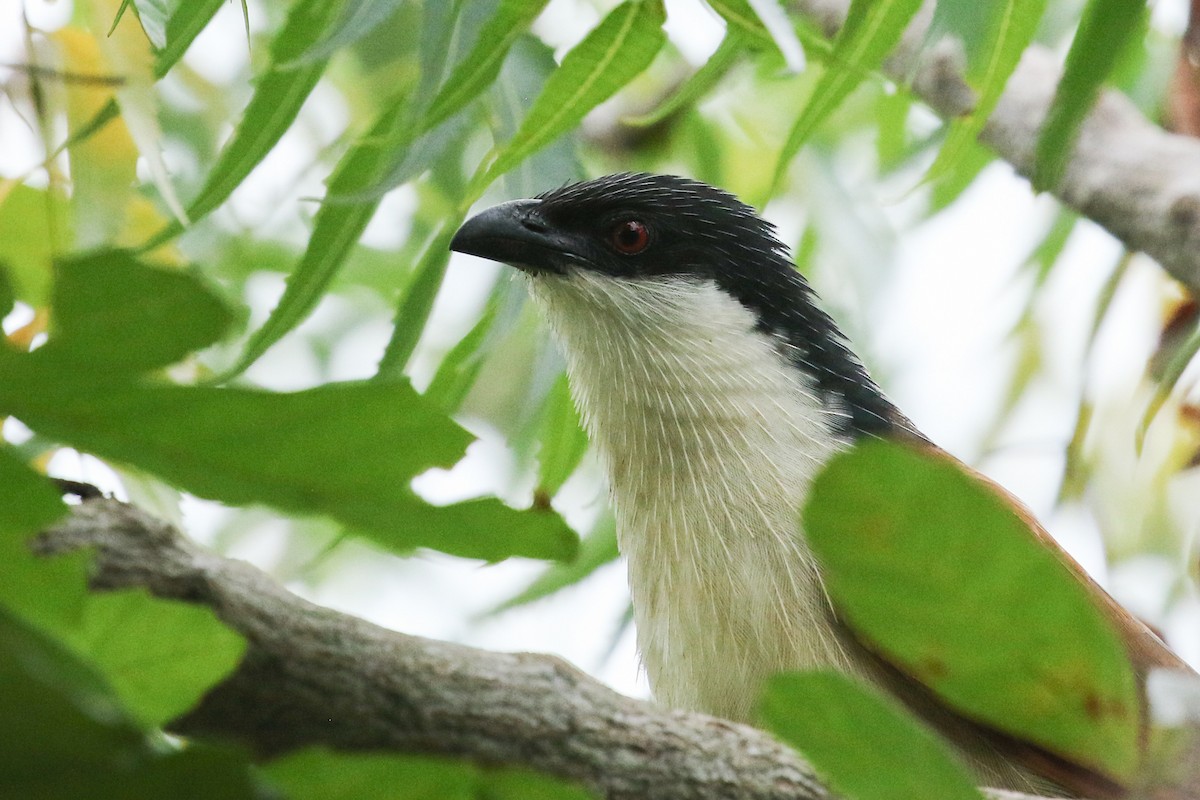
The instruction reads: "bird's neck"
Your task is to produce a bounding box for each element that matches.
[526,270,856,719]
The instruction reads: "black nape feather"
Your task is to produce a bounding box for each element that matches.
[536,173,918,441]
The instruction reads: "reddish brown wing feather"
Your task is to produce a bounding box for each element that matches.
[893,439,1196,798]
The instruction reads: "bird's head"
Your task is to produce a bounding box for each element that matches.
[449,172,789,283]
[450,172,910,439]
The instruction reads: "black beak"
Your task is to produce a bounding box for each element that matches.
[450,199,572,274]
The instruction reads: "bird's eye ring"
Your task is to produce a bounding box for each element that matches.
[610,220,650,255]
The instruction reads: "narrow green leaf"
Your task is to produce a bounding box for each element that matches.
[489,515,618,616]
[760,671,986,800]
[743,0,806,70]
[423,286,504,411]
[130,0,169,48]
[423,0,553,131]
[44,250,233,373]
[624,29,745,128]
[143,0,345,249]
[218,102,408,379]
[282,0,404,67]
[1139,325,1200,447]
[66,589,245,727]
[480,0,667,187]
[0,359,575,562]
[705,0,777,52]
[0,184,68,306]
[1032,0,1147,191]
[153,0,224,78]
[769,0,924,194]
[375,221,462,380]
[536,373,588,495]
[928,0,1046,182]
[803,440,1141,782]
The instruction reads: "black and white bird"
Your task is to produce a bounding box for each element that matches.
[449,172,1194,798]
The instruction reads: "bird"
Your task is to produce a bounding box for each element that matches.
[448,172,1196,798]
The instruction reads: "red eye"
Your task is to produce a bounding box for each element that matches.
[610,220,650,255]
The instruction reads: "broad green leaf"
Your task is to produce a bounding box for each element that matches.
[803,439,1141,782]
[422,0,553,131]
[760,671,985,800]
[928,0,1046,182]
[44,250,233,373]
[0,613,261,799]
[624,29,746,128]
[1033,0,1148,191]
[143,0,345,248]
[376,221,462,379]
[283,0,403,67]
[218,102,408,379]
[536,373,588,495]
[0,447,81,634]
[769,0,923,194]
[0,607,144,782]
[489,515,618,616]
[479,0,667,188]
[0,359,575,562]
[66,589,245,727]
[265,748,591,800]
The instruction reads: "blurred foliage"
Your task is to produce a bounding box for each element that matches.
[1,0,1199,796]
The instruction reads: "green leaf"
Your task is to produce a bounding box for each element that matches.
[44,250,233,373]
[479,0,667,187]
[0,447,80,634]
[705,0,778,52]
[928,0,1047,182]
[423,285,505,411]
[375,221,462,379]
[423,0,553,131]
[1032,0,1148,191]
[283,0,404,67]
[623,29,746,128]
[0,607,264,798]
[143,0,346,248]
[265,748,591,800]
[154,0,224,77]
[218,102,408,379]
[769,0,924,194]
[803,439,1141,782]
[0,184,69,307]
[66,589,245,727]
[489,515,618,615]
[535,372,588,495]
[760,671,985,800]
[0,361,575,562]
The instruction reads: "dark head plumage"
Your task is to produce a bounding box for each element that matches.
[451,172,916,439]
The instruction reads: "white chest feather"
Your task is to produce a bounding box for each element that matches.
[527,272,863,721]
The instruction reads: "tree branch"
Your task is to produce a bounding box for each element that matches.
[35,499,1054,800]
[791,0,1200,296]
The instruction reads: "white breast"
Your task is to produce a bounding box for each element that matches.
[527,271,866,721]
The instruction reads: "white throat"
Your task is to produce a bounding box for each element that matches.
[525,270,860,721]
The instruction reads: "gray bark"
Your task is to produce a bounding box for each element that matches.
[35,499,1053,800]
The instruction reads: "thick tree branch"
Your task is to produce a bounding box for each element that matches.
[791,0,1200,296]
[36,499,1054,800]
